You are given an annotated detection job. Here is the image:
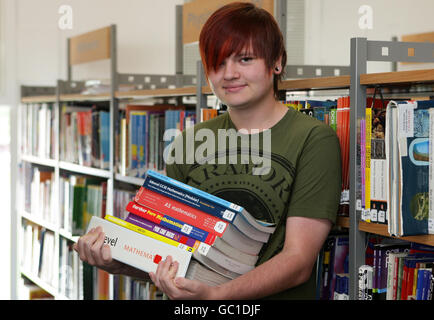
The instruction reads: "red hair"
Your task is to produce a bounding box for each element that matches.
[199,2,287,96]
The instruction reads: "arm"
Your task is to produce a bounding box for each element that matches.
[150,215,332,300]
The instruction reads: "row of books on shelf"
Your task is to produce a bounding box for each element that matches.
[20,102,224,177]
[20,163,56,226]
[59,175,107,235]
[19,225,165,300]
[283,97,350,216]
[317,233,434,300]
[316,233,349,300]
[20,103,55,160]
[20,222,56,288]
[358,237,434,300]
[60,104,110,169]
[360,98,434,237]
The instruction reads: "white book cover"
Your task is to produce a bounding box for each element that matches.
[429,108,434,234]
[86,216,192,277]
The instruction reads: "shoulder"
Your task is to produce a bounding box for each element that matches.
[281,108,339,147]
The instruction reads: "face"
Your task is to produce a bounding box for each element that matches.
[207,49,278,110]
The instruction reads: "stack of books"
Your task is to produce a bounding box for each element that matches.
[87,169,276,286]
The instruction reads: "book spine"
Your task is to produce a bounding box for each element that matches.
[104,215,196,253]
[134,187,228,237]
[125,213,200,249]
[126,201,216,245]
[86,216,191,277]
[144,170,240,222]
[365,107,372,222]
[429,109,434,234]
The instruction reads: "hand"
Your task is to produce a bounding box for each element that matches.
[73,226,126,275]
[149,255,215,300]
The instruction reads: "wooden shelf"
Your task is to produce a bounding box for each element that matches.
[358,221,434,246]
[59,93,111,102]
[115,86,198,99]
[336,216,349,228]
[360,69,434,86]
[279,76,351,91]
[21,95,57,103]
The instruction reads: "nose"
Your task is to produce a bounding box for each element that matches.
[223,60,239,80]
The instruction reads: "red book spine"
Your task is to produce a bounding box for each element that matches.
[401,265,409,300]
[126,201,216,245]
[134,187,229,237]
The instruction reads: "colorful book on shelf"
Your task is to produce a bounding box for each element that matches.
[386,100,434,236]
[369,100,388,225]
[365,103,372,222]
[99,111,110,170]
[397,101,433,236]
[86,215,192,277]
[142,170,275,239]
[429,108,434,235]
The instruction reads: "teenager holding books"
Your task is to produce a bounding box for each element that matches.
[74,2,342,300]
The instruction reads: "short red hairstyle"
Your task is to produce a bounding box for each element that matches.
[199,2,287,97]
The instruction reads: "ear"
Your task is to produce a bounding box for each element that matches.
[273,55,283,75]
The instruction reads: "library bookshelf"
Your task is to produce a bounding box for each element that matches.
[14,29,434,301]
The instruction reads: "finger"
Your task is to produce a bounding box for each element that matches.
[168,260,179,278]
[76,230,94,262]
[155,255,171,283]
[101,242,113,264]
[80,228,102,265]
[90,231,107,266]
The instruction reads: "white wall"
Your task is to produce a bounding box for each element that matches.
[16,0,184,85]
[304,0,434,73]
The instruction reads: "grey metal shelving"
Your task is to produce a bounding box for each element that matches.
[348,37,434,299]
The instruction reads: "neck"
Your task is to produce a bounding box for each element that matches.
[228,97,287,133]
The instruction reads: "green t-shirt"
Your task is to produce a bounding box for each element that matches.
[165,107,342,299]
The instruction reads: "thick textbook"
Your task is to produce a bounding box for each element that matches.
[143,170,274,241]
[126,201,263,257]
[126,201,216,245]
[134,187,263,255]
[387,100,434,236]
[86,216,192,277]
[135,186,228,237]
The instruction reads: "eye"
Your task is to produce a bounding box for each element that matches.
[240,56,254,63]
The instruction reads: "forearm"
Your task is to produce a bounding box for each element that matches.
[211,250,312,300]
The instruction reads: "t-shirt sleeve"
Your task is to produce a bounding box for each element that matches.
[286,124,342,224]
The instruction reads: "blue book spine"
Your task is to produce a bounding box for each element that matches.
[131,114,139,175]
[137,113,146,178]
[143,170,241,222]
[99,111,110,169]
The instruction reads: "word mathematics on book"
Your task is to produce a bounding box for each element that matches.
[86,169,276,286]
[361,98,434,237]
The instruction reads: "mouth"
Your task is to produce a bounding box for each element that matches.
[222,84,247,93]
